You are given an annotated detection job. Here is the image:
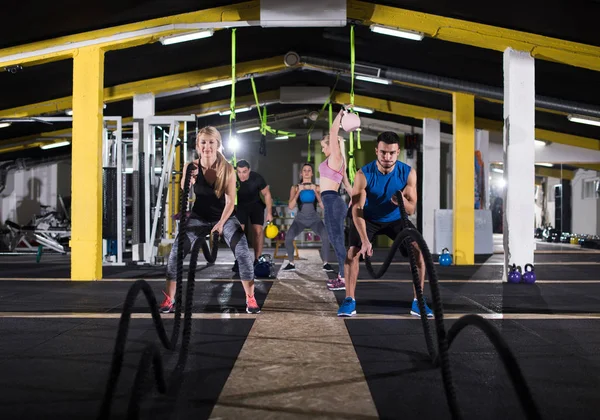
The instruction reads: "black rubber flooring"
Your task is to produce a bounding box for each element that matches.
[1,248,599,419]
[0,318,255,420]
[0,280,273,314]
[346,319,600,420]
[334,282,600,315]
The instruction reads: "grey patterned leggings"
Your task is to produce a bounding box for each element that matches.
[285,218,330,264]
[166,216,255,281]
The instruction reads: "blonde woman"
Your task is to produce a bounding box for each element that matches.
[319,108,353,291]
[159,126,260,314]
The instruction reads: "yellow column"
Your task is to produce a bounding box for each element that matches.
[452,93,475,265]
[71,47,105,280]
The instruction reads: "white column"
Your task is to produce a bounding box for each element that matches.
[475,130,490,209]
[132,93,155,262]
[422,118,441,251]
[503,48,535,279]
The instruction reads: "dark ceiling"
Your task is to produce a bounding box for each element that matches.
[1,1,599,158]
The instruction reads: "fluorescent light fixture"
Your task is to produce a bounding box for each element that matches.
[219,107,252,116]
[199,79,232,90]
[351,106,374,114]
[0,122,11,129]
[355,75,392,85]
[370,24,424,41]
[536,163,554,167]
[237,126,261,133]
[40,141,71,150]
[534,140,546,146]
[160,30,214,46]
[274,135,289,140]
[227,136,239,152]
[567,114,600,127]
[491,167,504,174]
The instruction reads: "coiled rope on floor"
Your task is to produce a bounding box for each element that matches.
[364,191,542,420]
[97,163,218,420]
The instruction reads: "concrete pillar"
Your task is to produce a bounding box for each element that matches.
[503,48,535,279]
[71,47,105,281]
[476,130,490,209]
[132,93,155,262]
[422,118,440,250]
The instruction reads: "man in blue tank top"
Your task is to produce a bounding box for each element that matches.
[337,131,433,318]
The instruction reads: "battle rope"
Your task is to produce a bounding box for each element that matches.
[363,192,542,420]
[98,164,218,420]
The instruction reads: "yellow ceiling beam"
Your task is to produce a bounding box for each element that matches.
[0,56,286,119]
[570,163,600,171]
[2,90,599,155]
[348,0,600,72]
[0,1,259,68]
[331,92,453,123]
[535,166,574,180]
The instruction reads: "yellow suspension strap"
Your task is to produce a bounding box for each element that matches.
[229,28,237,166]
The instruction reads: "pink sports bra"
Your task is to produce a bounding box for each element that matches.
[319,158,345,184]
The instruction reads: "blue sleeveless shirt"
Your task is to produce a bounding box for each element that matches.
[361,160,412,222]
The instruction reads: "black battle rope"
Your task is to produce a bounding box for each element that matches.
[98,163,219,420]
[363,191,542,420]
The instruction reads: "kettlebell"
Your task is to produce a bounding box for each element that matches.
[439,248,452,266]
[341,107,361,132]
[522,264,536,284]
[265,222,279,239]
[507,264,522,283]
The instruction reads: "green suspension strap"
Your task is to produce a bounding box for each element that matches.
[347,25,358,183]
[329,103,333,127]
[250,76,296,140]
[307,133,311,163]
[229,28,237,166]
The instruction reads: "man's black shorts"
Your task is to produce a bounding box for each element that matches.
[236,202,265,226]
[348,217,417,257]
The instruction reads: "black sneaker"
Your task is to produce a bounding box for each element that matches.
[283,263,296,271]
[232,260,239,272]
[322,263,334,272]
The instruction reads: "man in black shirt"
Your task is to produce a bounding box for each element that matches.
[235,160,273,262]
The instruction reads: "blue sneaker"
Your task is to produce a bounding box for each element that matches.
[410,298,433,318]
[337,297,356,317]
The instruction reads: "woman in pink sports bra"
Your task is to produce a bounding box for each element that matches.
[319,107,353,291]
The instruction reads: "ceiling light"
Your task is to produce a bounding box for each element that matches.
[65,109,73,116]
[350,106,374,114]
[40,141,71,150]
[534,140,546,146]
[491,167,504,174]
[237,126,261,133]
[0,122,11,129]
[536,163,554,167]
[274,135,289,140]
[159,30,214,46]
[355,75,392,85]
[370,24,424,41]
[227,136,239,152]
[199,79,232,90]
[219,107,252,116]
[567,114,600,127]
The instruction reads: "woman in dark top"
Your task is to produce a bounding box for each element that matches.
[159,126,260,314]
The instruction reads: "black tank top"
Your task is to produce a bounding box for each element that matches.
[191,165,226,222]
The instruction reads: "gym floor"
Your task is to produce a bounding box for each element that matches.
[1,240,599,420]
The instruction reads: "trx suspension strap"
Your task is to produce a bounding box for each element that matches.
[347,25,358,183]
[229,28,237,166]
